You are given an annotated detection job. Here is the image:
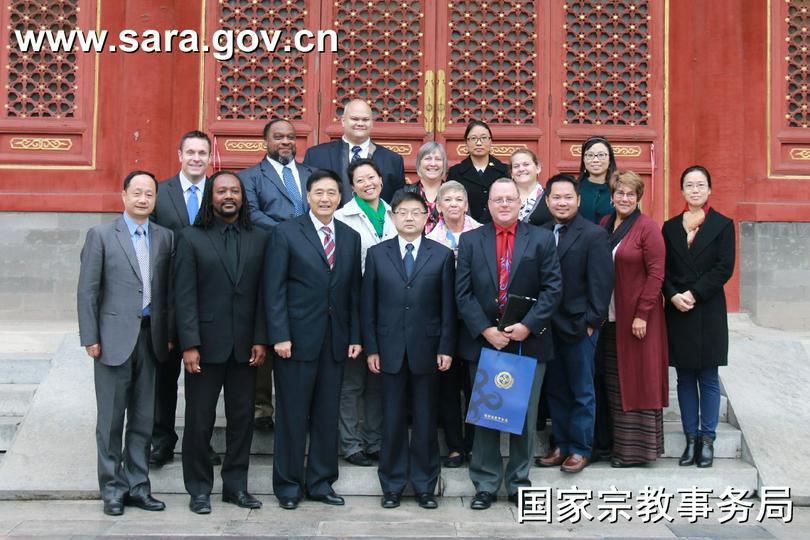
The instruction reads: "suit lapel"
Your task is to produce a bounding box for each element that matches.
[295,163,311,211]
[507,222,529,288]
[385,240,408,282]
[481,225,498,289]
[666,216,695,270]
[115,218,143,283]
[205,227,237,284]
[300,218,329,267]
[556,217,581,261]
[147,222,161,279]
[689,209,723,258]
[167,176,190,226]
[409,238,433,282]
[262,160,294,205]
[234,229,248,285]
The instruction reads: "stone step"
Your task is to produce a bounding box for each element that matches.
[174,418,741,460]
[148,456,758,497]
[0,355,52,384]
[0,384,38,417]
[0,417,22,451]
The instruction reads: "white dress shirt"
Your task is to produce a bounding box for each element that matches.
[266,156,303,196]
[398,234,422,260]
[343,137,371,160]
[309,211,336,246]
[179,171,206,209]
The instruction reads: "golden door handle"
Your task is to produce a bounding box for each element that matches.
[424,70,435,133]
[436,69,446,132]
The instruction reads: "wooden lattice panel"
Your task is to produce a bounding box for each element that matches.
[784,0,809,129]
[215,0,307,121]
[330,0,424,123]
[562,0,652,126]
[445,0,538,126]
[4,0,80,118]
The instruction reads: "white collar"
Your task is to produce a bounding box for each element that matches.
[342,137,371,154]
[179,171,205,192]
[398,234,422,257]
[309,210,335,232]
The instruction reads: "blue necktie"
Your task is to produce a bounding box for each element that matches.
[351,145,362,163]
[282,165,304,216]
[186,185,199,225]
[404,243,415,279]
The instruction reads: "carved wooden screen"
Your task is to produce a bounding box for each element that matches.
[0,0,98,167]
[770,0,810,177]
[203,0,320,169]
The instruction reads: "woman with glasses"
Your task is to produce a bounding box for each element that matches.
[578,136,618,224]
[447,120,508,224]
[510,148,553,226]
[403,142,448,234]
[599,171,668,468]
[662,166,735,468]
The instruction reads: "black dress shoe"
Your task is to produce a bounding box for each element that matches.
[149,447,174,468]
[254,416,274,430]
[416,492,438,509]
[103,499,124,516]
[365,450,380,461]
[278,497,299,510]
[208,446,222,466]
[307,492,345,506]
[189,494,212,514]
[381,491,401,509]
[611,458,644,468]
[345,451,373,466]
[223,490,262,509]
[124,493,166,511]
[470,491,496,510]
[443,453,464,468]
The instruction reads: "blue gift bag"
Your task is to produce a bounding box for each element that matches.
[466,346,537,435]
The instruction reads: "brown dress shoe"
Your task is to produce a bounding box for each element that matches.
[561,453,589,473]
[536,447,566,467]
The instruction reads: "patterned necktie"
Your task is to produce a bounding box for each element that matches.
[322,225,335,269]
[134,226,151,310]
[281,165,305,216]
[351,145,362,163]
[496,229,513,314]
[404,243,415,279]
[186,185,199,225]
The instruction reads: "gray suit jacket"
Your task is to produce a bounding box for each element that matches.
[77,216,174,366]
[239,159,313,231]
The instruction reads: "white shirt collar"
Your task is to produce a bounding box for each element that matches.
[398,234,422,259]
[309,210,335,233]
[265,156,301,191]
[342,137,371,157]
[179,171,205,193]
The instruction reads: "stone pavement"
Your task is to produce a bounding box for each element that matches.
[0,494,805,538]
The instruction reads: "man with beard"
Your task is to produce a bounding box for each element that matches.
[240,119,313,430]
[174,171,269,514]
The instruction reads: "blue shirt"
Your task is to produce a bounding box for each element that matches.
[122,212,151,315]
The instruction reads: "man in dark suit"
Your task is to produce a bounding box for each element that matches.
[455,177,562,510]
[78,171,174,516]
[264,169,363,510]
[362,190,456,510]
[174,171,269,514]
[149,130,219,468]
[535,174,613,474]
[240,119,314,432]
[303,99,405,204]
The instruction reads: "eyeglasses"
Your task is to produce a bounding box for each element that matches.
[583,152,609,161]
[613,191,637,200]
[489,197,519,205]
[467,136,491,144]
[683,183,709,191]
[393,209,428,217]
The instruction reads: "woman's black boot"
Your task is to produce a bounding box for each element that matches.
[679,434,697,466]
[696,435,714,468]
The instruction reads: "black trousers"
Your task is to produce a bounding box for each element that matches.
[437,356,473,455]
[152,347,182,452]
[273,326,345,500]
[182,355,256,496]
[379,355,440,495]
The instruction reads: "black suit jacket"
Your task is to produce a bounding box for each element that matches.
[527,196,554,227]
[446,155,509,224]
[543,213,614,343]
[174,223,270,363]
[361,237,456,375]
[152,174,194,232]
[455,221,563,363]
[302,139,405,204]
[264,214,362,362]
[238,159,313,231]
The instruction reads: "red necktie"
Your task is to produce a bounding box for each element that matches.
[322,226,335,269]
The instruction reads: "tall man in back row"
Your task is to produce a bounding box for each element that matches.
[303,99,405,204]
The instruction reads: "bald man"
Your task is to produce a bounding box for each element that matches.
[303,99,405,204]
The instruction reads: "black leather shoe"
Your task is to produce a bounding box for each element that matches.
[345,451,373,466]
[124,493,165,511]
[507,493,519,507]
[611,458,644,468]
[416,492,438,509]
[365,450,380,461]
[254,416,274,430]
[223,490,262,509]
[696,435,714,468]
[470,491,496,510]
[103,499,124,516]
[278,497,299,510]
[189,494,211,514]
[149,447,174,468]
[208,446,222,466]
[381,491,401,509]
[679,434,698,466]
[307,492,345,506]
[443,453,464,468]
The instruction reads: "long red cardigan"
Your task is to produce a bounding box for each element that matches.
[603,213,669,412]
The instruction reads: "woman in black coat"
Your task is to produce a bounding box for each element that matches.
[662,165,735,469]
[446,119,508,224]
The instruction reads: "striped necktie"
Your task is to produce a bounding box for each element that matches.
[322,225,335,269]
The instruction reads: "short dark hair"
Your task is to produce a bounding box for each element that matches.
[178,130,211,152]
[262,118,292,140]
[545,173,580,196]
[195,170,253,230]
[390,189,428,212]
[123,170,157,191]
[464,119,492,141]
[347,158,382,185]
[680,165,712,189]
[306,169,342,192]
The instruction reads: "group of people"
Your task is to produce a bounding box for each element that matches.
[77,99,736,517]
